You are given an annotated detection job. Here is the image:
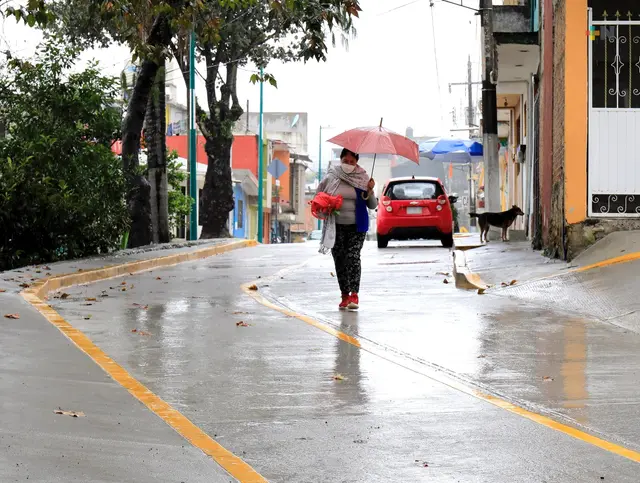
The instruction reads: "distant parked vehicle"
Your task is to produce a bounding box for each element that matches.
[376,176,455,249]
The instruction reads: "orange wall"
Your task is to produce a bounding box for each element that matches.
[166,135,208,165]
[564,0,588,224]
[273,149,291,203]
[231,135,259,176]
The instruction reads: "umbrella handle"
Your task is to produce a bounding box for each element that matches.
[370,153,377,178]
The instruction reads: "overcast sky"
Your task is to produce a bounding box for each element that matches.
[1,0,482,165]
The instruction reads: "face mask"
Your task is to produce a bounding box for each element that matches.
[341,163,356,175]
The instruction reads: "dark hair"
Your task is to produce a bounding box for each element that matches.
[340,148,359,161]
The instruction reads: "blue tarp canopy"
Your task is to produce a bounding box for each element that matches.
[419,138,483,164]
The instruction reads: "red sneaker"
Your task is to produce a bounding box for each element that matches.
[339,294,350,310]
[347,293,359,310]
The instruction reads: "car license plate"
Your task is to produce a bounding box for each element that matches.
[407,207,422,215]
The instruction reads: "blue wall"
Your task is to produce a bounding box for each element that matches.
[233,184,247,239]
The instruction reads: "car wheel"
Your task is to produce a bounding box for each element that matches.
[441,233,454,248]
[377,235,389,249]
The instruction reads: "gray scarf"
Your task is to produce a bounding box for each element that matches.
[316,164,370,254]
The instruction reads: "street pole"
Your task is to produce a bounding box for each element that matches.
[449,56,482,228]
[317,125,322,230]
[481,0,500,213]
[257,67,264,243]
[188,30,197,240]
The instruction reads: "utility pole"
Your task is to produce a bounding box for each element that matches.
[188,30,197,240]
[449,56,481,227]
[480,0,499,213]
[257,67,265,243]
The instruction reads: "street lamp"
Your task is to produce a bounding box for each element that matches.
[318,124,333,229]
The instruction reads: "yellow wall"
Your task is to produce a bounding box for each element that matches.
[564,0,588,224]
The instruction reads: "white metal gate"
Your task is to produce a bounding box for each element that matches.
[589,9,640,216]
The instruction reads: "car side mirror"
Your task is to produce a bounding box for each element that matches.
[448,195,458,204]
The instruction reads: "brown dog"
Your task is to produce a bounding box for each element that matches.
[470,205,525,243]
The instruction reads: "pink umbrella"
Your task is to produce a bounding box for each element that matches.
[327,119,419,175]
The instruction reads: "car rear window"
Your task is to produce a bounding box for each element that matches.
[385,181,444,201]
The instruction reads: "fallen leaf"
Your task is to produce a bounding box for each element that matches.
[477,288,486,295]
[477,354,486,358]
[100,293,109,297]
[19,283,30,288]
[501,282,509,287]
[54,409,85,418]
[236,321,250,327]
[543,376,554,382]
[4,313,20,319]
[443,279,449,284]
[333,374,346,381]
[35,270,41,274]
[83,303,93,306]
[509,279,517,286]
[0,289,6,293]
[248,284,258,291]
[42,266,51,270]
[330,272,335,277]
[232,311,250,315]
[83,315,92,320]
[155,277,162,280]
[131,329,137,333]
[437,272,451,277]
[60,293,70,299]
[85,297,97,302]
[138,330,151,336]
[120,281,127,286]
[121,288,127,292]
[46,272,52,276]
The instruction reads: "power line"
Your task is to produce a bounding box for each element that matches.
[429,1,445,128]
[376,0,423,16]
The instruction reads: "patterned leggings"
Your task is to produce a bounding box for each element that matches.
[331,224,367,295]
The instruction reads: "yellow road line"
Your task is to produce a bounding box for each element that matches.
[22,240,267,483]
[243,278,640,464]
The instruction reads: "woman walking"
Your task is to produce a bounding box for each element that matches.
[317,148,377,310]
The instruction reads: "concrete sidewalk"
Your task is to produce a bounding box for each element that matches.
[0,240,240,483]
[453,232,640,334]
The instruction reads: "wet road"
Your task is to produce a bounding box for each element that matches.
[52,241,640,482]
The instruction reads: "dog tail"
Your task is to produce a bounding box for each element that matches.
[469,213,479,218]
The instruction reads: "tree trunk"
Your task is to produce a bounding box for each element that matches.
[120,13,172,248]
[145,63,170,244]
[199,134,235,238]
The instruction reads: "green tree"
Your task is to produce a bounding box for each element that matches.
[171,0,361,238]
[0,41,129,270]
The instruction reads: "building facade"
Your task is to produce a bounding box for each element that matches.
[484,0,640,259]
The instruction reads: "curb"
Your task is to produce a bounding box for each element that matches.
[24,239,257,300]
[452,249,488,290]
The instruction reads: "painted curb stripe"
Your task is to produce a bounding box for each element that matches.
[22,240,267,483]
[243,275,640,465]
[457,248,640,292]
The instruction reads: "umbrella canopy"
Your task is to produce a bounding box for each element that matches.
[419,138,483,164]
[328,126,420,164]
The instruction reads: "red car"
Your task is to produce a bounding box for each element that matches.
[376,176,455,248]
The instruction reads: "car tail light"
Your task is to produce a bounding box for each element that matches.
[381,196,391,207]
[437,195,447,205]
